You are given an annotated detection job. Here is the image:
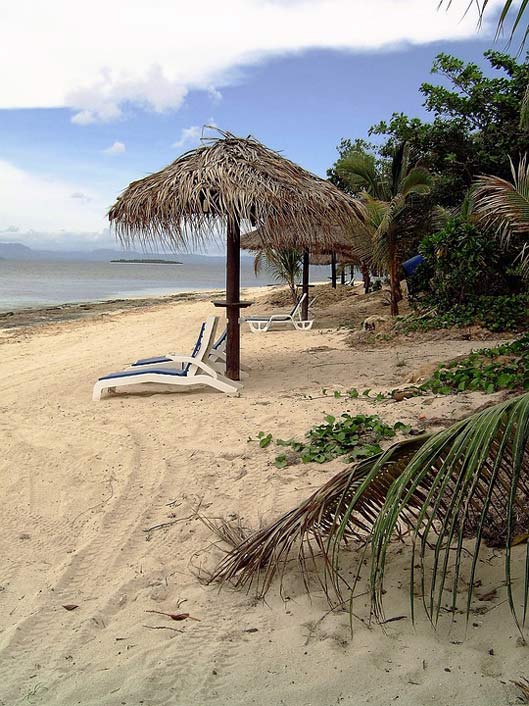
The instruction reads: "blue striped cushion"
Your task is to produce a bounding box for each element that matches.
[100,367,188,381]
[133,355,172,366]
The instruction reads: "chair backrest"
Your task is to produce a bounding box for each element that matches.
[290,292,307,318]
[213,328,227,352]
[184,316,218,374]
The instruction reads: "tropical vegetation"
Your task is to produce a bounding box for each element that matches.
[253,247,302,305]
[207,10,529,640]
[328,48,529,328]
[333,142,430,314]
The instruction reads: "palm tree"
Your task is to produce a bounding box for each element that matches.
[337,143,431,315]
[253,248,303,305]
[472,155,529,272]
[212,392,529,631]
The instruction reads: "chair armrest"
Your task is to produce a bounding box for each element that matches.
[187,358,221,378]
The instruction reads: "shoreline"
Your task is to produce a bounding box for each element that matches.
[0,289,222,330]
[0,285,278,331]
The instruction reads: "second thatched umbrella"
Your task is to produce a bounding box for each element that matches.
[108,130,364,381]
[242,223,371,293]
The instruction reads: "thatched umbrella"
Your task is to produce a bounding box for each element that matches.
[241,223,369,295]
[108,130,364,380]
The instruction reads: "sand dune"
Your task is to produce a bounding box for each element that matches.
[0,287,526,706]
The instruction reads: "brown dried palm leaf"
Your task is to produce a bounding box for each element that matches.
[108,128,365,253]
[211,436,426,601]
[212,393,529,630]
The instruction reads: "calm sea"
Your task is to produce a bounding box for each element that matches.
[0,259,328,312]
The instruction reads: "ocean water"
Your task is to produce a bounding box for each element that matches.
[0,259,329,312]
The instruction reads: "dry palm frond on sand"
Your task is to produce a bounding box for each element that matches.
[211,393,529,630]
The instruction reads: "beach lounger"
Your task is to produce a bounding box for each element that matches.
[92,316,242,400]
[242,293,313,333]
[128,326,249,376]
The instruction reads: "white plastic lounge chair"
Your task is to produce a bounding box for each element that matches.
[128,327,249,377]
[242,293,313,333]
[92,316,242,400]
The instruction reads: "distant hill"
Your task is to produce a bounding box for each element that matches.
[0,242,253,263]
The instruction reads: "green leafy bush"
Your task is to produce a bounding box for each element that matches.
[324,336,529,401]
[400,294,529,333]
[417,217,522,310]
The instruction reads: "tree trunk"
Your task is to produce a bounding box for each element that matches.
[388,241,400,316]
[331,252,337,289]
[225,216,241,380]
[360,261,370,294]
[301,249,310,320]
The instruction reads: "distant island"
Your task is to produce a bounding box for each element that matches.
[110,259,183,264]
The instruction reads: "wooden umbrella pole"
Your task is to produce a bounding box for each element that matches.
[302,249,310,320]
[331,251,337,289]
[226,215,241,381]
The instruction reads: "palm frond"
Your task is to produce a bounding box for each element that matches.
[473,156,529,251]
[210,436,426,600]
[252,247,302,303]
[254,250,264,276]
[212,393,529,631]
[335,150,387,200]
[520,83,529,131]
[368,194,407,272]
[439,0,529,43]
[399,167,431,198]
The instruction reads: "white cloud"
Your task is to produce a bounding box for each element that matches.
[172,126,202,149]
[0,160,108,233]
[103,141,126,155]
[0,0,501,123]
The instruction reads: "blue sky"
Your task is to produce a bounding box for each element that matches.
[0,0,506,251]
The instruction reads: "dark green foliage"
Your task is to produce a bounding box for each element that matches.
[403,294,529,333]
[417,217,522,308]
[329,337,529,398]
[405,215,527,330]
[327,138,384,195]
[370,51,529,207]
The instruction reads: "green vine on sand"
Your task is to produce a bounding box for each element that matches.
[249,413,411,468]
[321,335,529,401]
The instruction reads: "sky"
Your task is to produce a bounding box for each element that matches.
[0,0,509,252]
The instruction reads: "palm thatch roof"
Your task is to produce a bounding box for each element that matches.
[309,252,351,266]
[108,129,365,251]
[240,225,371,266]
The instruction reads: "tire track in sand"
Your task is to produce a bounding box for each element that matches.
[0,425,168,704]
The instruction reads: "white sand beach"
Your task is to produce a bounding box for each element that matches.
[1,285,527,706]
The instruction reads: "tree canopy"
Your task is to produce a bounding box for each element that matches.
[361,51,529,208]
